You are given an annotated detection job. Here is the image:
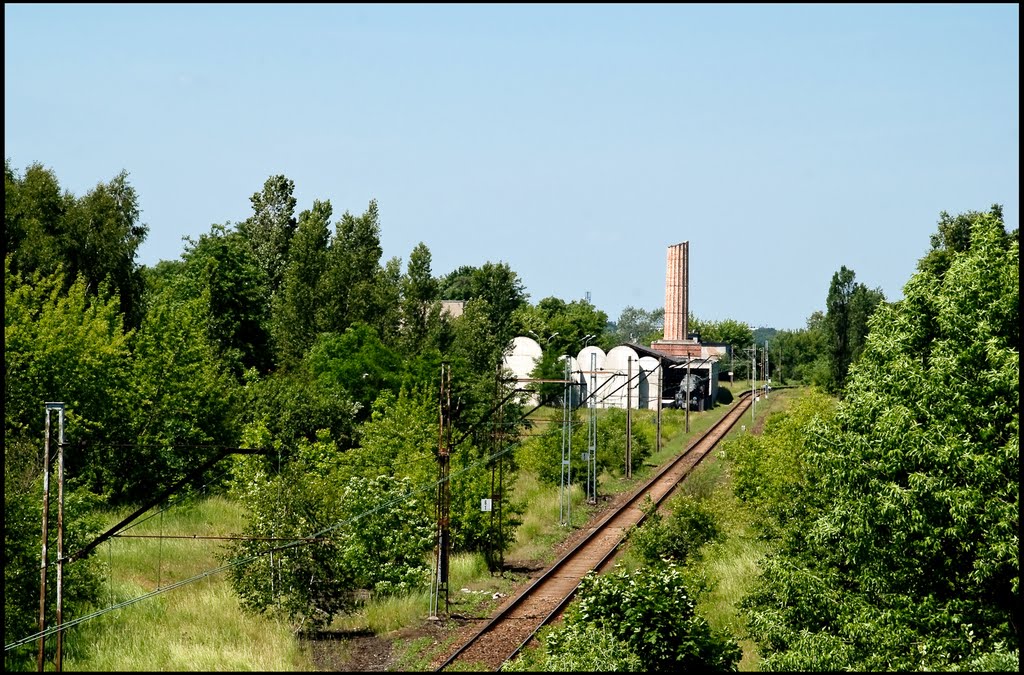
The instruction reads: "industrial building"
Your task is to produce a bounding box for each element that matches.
[503,240,721,411]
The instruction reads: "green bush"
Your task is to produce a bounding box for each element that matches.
[552,564,741,671]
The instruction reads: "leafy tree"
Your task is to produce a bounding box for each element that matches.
[769,313,829,385]
[400,242,442,352]
[319,200,384,333]
[237,174,297,296]
[438,261,528,351]
[4,437,105,670]
[608,305,663,348]
[512,296,608,357]
[546,564,742,671]
[120,284,240,502]
[271,199,332,368]
[822,265,884,393]
[305,323,404,425]
[689,316,754,351]
[742,209,1019,671]
[4,260,134,497]
[5,161,148,328]
[371,255,403,347]
[241,361,361,460]
[226,435,433,631]
[179,223,273,378]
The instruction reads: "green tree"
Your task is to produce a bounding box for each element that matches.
[627,493,723,568]
[271,199,332,368]
[512,296,608,358]
[237,174,297,296]
[120,283,239,502]
[305,323,403,424]
[608,305,664,347]
[4,438,105,670]
[822,265,884,393]
[5,161,148,328]
[227,437,433,630]
[770,313,828,385]
[4,260,134,498]
[400,242,441,352]
[319,200,384,333]
[179,223,273,378]
[438,261,528,351]
[742,209,1019,671]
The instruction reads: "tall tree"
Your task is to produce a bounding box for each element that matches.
[823,266,884,393]
[5,161,148,328]
[608,305,664,347]
[742,209,1019,671]
[271,199,332,367]
[320,200,384,334]
[237,174,297,296]
[180,223,273,378]
[400,242,441,351]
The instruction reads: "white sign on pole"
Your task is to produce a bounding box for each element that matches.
[480,498,492,512]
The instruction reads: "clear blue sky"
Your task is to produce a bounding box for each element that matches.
[5,3,1018,331]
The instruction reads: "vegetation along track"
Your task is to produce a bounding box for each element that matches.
[435,390,755,672]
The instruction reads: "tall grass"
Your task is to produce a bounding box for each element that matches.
[54,388,793,671]
[58,494,313,671]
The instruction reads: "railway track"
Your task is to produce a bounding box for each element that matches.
[434,390,755,672]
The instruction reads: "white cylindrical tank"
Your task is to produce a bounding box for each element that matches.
[638,356,661,409]
[604,345,641,409]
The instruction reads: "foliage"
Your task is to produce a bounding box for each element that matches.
[180,223,273,378]
[227,438,434,631]
[399,242,442,352]
[689,316,754,353]
[627,493,724,568]
[741,208,1019,671]
[769,311,829,385]
[117,280,241,502]
[4,437,105,669]
[5,160,149,328]
[725,388,837,540]
[239,363,360,460]
[4,259,136,497]
[607,305,663,348]
[512,296,608,357]
[318,200,384,334]
[822,264,885,393]
[551,564,742,671]
[270,198,332,367]
[237,174,297,296]
[305,323,404,424]
[516,407,652,486]
[503,621,643,672]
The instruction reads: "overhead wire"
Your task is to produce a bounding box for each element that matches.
[8,349,661,652]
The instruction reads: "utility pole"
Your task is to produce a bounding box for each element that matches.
[748,345,757,426]
[655,362,662,455]
[559,358,573,526]
[625,357,633,478]
[586,352,598,504]
[429,365,451,620]
[685,357,691,433]
[54,403,65,673]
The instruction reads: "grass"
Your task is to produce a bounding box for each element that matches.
[47,387,800,671]
[57,494,313,672]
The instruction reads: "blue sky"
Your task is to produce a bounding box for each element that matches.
[5,3,1018,331]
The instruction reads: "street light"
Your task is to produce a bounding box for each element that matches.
[582,334,596,348]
